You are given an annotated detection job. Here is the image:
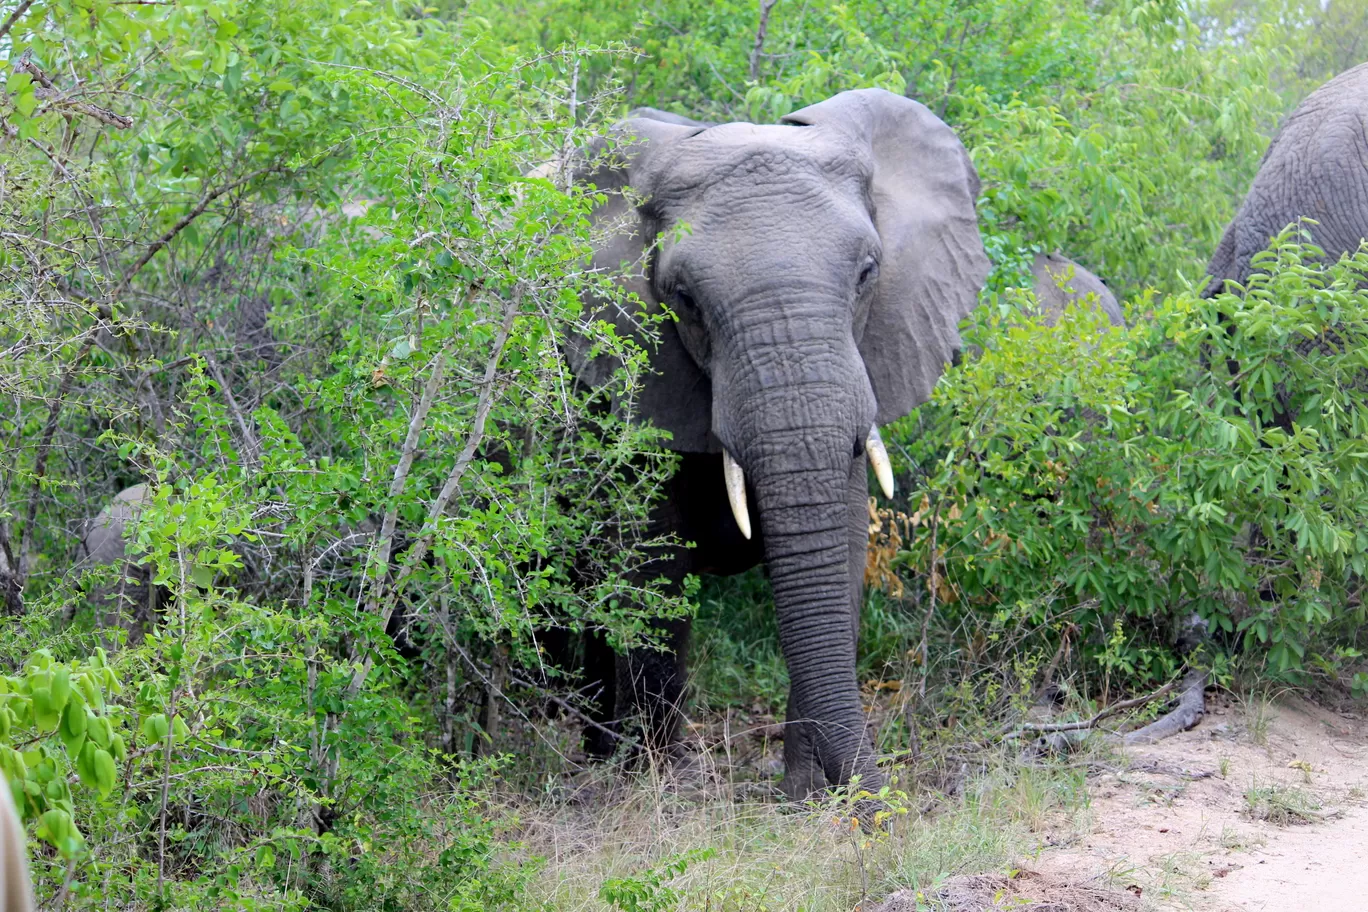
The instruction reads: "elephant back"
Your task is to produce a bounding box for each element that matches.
[77,484,158,639]
[1205,62,1368,295]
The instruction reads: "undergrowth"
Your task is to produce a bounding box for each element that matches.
[513,753,1092,912]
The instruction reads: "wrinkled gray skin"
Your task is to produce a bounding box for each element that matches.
[1028,254,1123,327]
[76,484,158,639]
[1206,63,1368,295]
[570,89,988,796]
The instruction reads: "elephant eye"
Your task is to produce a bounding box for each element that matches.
[673,286,698,315]
[857,257,879,290]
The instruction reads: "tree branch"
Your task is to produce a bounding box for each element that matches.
[347,286,522,697]
[15,58,133,129]
[748,0,779,81]
[114,166,285,297]
[1123,669,1206,745]
[0,0,36,43]
[361,347,448,620]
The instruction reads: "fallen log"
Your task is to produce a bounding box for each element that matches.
[1123,668,1206,745]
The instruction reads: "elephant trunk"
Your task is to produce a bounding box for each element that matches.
[753,459,882,792]
[719,327,882,794]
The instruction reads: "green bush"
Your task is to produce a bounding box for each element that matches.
[888,231,1368,690]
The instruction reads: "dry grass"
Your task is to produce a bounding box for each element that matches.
[505,751,1096,912]
[873,871,1144,912]
[1242,782,1331,826]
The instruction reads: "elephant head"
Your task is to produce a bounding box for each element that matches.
[1028,254,1124,328]
[569,89,989,791]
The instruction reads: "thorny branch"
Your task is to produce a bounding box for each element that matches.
[347,285,523,698]
[360,344,449,623]
[0,0,37,43]
[15,58,133,129]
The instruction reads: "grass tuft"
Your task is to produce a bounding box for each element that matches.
[1242,782,1326,826]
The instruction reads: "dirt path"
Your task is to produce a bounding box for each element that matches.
[1032,693,1368,910]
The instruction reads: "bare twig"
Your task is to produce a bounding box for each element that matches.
[748,0,780,81]
[507,672,637,748]
[917,499,942,700]
[202,350,260,470]
[114,165,286,297]
[0,0,36,43]
[359,346,448,622]
[1034,622,1077,703]
[16,356,86,587]
[1003,679,1178,740]
[14,58,133,129]
[557,56,580,188]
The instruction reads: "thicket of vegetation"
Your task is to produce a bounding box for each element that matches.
[2,0,1366,907]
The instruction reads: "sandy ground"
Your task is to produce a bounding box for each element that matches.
[1031,692,1368,911]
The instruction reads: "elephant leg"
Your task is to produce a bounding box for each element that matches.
[582,628,620,759]
[618,615,691,760]
[123,564,154,646]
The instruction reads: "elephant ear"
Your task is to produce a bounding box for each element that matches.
[564,112,719,453]
[782,89,989,424]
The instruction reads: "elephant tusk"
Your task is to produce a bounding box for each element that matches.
[866,426,895,499]
[722,449,752,540]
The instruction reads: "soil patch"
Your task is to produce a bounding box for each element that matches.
[1030,692,1368,910]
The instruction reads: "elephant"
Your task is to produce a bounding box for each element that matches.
[1201,62,1368,440]
[71,483,427,655]
[0,545,22,617]
[1027,254,1123,328]
[75,484,159,640]
[560,88,989,797]
[1205,62,1368,296]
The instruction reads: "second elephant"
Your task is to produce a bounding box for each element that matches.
[1028,254,1124,327]
[76,484,158,639]
[1206,62,1368,294]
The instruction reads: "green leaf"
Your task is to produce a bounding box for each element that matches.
[59,700,86,759]
[223,61,243,94]
[93,749,116,797]
[31,688,59,733]
[50,668,71,713]
[142,713,169,745]
[14,90,38,118]
[109,734,127,763]
[86,714,111,750]
[75,741,99,789]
